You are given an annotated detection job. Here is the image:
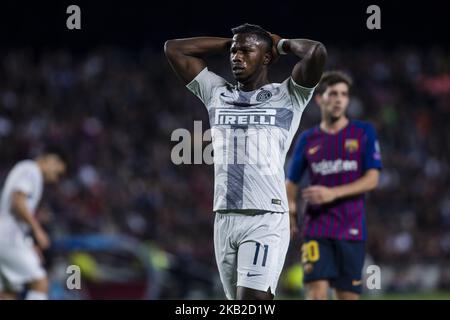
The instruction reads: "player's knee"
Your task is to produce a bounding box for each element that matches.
[28,277,49,293]
[306,290,328,300]
[305,284,328,300]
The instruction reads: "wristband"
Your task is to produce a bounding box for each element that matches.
[277,38,288,55]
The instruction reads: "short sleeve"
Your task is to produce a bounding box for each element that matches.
[186,67,228,107]
[13,171,36,196]
[287,77,317,112]
[287,132,308,183]
[363,124,382,171]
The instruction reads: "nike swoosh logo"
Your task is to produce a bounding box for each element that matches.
[220,92,233,98]
[247,272,262,277]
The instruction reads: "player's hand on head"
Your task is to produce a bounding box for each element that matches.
[269,33,282,65]
[302,185,337,205]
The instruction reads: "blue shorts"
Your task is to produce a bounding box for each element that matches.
[302,237,365,294]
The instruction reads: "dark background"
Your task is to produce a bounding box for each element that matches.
[0,0,448,49]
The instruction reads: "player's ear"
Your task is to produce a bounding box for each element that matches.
[263,52,271,65]
[314,93,322,106]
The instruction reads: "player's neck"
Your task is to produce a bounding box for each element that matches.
[35,157,46,174]
[321,117,349,134]
[237,73,269,92]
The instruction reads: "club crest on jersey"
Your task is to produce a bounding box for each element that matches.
[256,90,272,102]
[308,145,321,155]
[214,108,276,126]
[345,139,359,153]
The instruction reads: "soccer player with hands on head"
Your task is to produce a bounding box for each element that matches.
[165,23,326,300]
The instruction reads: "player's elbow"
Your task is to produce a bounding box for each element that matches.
[286,179,298,191]
[164,39,182,60]
[164,40,176,57]
[286,179,299,197]
[311,42,327,64]
[366,170,380,191]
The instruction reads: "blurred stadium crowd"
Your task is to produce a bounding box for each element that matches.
[0,45,449,298]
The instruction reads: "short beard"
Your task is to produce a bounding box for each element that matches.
[328,114,342,123]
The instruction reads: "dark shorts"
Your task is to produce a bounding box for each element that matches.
[302,237,366,294]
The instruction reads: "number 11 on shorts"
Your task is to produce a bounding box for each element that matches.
[252,243,269,267]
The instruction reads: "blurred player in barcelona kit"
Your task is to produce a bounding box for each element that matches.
[0,146,67,300]
[165,24,326,299]
[286,71,382,300]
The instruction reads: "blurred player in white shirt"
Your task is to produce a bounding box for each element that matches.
[0,147,67,300]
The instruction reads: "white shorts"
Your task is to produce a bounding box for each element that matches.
[213,211,290,300]
[0,218,46,292]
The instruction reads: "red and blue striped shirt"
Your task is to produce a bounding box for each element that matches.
[287,120,382,241]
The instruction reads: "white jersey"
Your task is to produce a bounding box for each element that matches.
[0,160,43,234]
[187,67,315,212]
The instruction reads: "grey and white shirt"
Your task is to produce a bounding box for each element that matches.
[187,67,315,212]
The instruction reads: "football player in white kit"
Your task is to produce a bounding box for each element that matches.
[165,24,326,299]
[0,147,67,300]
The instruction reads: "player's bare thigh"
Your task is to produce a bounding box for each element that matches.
[305,280,329,300]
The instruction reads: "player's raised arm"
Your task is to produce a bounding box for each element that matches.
[273,35,327,88]
[164,37,232,84]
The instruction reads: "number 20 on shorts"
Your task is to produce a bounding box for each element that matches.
[302,240,320,263]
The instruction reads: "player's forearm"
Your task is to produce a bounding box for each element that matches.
[281,39,327,60]
[333,169,380,199]
[165,37,231,58]
[12,192,41,232]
